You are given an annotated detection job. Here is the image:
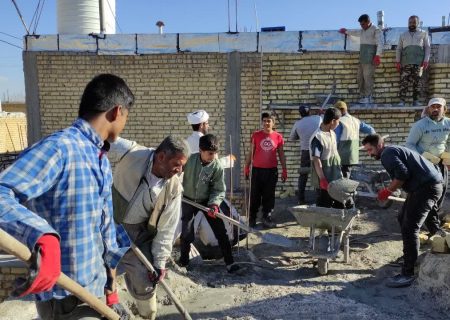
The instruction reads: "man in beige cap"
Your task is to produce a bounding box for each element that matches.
[406,97,450,227]
[186,110,210,153]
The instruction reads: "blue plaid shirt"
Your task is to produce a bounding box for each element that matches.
[0,118,130,301]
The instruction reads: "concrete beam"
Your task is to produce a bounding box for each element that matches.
[23,52,42,145]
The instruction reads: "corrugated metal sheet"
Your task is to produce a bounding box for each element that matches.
[179,33,219,52]
[384,27,407,46]
[430,31,450,45]
[259,31,299,53]
[301,30,345,51]
[217,33,257,52]
[59,35,97,52]
[97,34,136,55]
[137,34,178,54]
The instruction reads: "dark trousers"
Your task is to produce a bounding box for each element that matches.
[180,201,234,265]
[424,163,447,230]
[298,150,311,202]
[341,165,352,179]
[36,296,102,320]
[398,182,443,276]
[250,167,278,221]
[315,189,346,209]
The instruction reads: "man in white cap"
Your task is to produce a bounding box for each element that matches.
[186,110,210,153]
[405,97,450,230]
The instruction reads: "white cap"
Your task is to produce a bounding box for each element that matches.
[187,110,209,125]
[427,97,446,107]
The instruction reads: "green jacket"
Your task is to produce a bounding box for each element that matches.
[182,153,225,206]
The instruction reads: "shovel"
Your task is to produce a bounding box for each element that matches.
[0,228,120,320]
[182,198,297,249]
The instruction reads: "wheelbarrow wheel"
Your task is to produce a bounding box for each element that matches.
[317,259,329,275]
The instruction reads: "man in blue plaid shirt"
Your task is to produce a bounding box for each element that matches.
[0,74,134,319]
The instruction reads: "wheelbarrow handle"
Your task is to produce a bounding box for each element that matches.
[357,191,405,202]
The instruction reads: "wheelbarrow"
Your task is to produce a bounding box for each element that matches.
[289,205,359,275]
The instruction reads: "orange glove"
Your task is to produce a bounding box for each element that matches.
[373,55,381,67]
[377,188,392,201]
[281,168,288,182]
[338,28,347,34]
[421,61,429,70]
[319,178,329,190]
[207,204,219,219]
[395,62,401,73]
[244,165,250,179]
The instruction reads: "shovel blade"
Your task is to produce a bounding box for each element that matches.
[258,232,297,248]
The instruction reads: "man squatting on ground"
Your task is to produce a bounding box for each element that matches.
[289,105,322,204]
[179,134,240,273]
[0,74,134,319]
[334,101,376,179]
[108,135,189,319]
[310,107,346,208]
[405,97,450,231]
[245,112,287,228]
[339,14,382,104]
[186,109,209,153]
[362,134,446,288]
[396,15,430,107]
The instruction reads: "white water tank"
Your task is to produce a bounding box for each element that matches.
[57,0,116,34]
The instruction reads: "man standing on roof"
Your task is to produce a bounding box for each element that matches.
[405,97,450,231]
[186,110,210,153]
[334,101,376,178]
[339,14,383,104]
[289,105,322,204]
[396,15,431,107]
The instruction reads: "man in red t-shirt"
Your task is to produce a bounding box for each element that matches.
[244,112,287,228]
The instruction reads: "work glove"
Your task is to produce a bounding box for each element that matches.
[421,61,429,70]
[319,178,329,191]
[106,291,130,320]
[148,267,167,285]
[395,62,401,73]
[207,204,219,219]
[338,28,347,34]
[373,55,381,67]
[12,234,61,297]
[377,188,392,201]
[281,168,288,182]
[244,165,250,180]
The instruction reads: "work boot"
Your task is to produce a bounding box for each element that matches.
[358,97,369,104]
[412,100,421,107]
[398,100,405,107]
[226,263,240,273]
[177,255,189,268]
[262,215,276,229]
[385,274,415,288]
[136,294,157,320]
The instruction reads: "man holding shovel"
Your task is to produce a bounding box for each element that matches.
[179,134,239,273]
[0,74,134,319]
[109,135,189,319]
[362,134,445,287]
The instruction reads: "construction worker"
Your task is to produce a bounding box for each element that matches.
[396,15,431,106]
[362,134,446,288]
[0,74,134,319]
[186,109,209,153]
[289,105,322,204]
[109,135,189,319]
[339,14,382,104]
[334,101,376,178]
[310,107,344,208]
[245,112,287,228]
[179,134,240,273]
[405,97,450,229]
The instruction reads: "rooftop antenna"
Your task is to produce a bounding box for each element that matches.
[253,0,259,32]
[227,0,231,32]
[10,0,30,35]
[156,21,165,34]
[235,0,238,32]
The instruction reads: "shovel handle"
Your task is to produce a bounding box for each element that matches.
[0,228,120,320]
[130,244,192,320]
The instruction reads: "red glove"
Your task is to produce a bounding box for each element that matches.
[207,204,219,219]
[106,291,130,319]
[338,28,347,34]
[421,61,429,70]
[281,168,288,182]
[373,55,381,67]
[148,268,167,284]
[377,188,392,201]
[395,62,401,73]
[244,165,250,179]
[16,234,61,297]
[319,178,329,190]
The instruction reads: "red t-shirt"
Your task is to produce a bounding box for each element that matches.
[251,130,284,168]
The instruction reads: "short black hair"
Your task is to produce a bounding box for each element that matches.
[358,14,370,23]
[199,134,219,152]
[362,134,382,147]
[323,107,341,124]
[78,73,135,120]
[155,135,190,158]
[261,112,275,121]
[299,105,310,117]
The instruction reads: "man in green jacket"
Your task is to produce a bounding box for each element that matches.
[179,134,239,273]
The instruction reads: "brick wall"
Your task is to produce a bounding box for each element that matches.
[0,114,28,153]
[1,103,26,114]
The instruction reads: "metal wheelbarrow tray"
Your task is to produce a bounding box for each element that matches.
[289,205,359,275]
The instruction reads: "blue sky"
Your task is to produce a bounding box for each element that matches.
[0,0,449,102]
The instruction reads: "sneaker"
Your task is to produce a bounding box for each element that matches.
[385,274,415,288]
[226,263,240,273]
[398,100,405,107]
[412,100,421,107]
[358,97,369,104]
[262,216,276,229]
